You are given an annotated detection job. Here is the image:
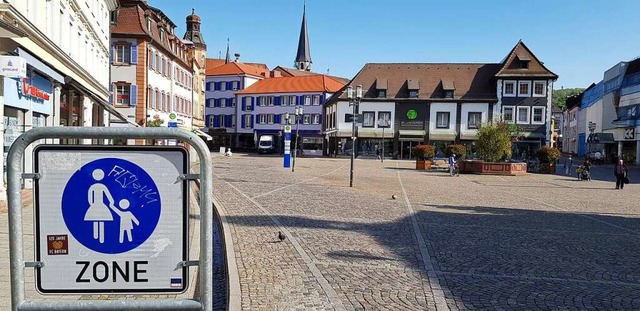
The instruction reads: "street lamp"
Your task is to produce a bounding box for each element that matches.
[347,85,362,187]
[378,117,389,163]
[292,106,304,172]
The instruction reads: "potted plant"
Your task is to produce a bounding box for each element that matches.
[413,144,435,170]
[476,121,512,162]
[535,146,561,174]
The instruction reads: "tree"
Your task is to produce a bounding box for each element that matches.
[445,144,467,159]
[476,121,512,162]
[552,88,585,108]
[412,144,435,160]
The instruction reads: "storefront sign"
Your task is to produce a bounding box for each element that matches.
[397,104,427,130]
[0,56,27,78]
[19,78,50,101]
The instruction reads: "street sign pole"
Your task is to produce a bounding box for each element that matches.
[7,127,213,311]
[284,125,292,168]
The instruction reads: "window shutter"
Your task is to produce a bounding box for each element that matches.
[110,44,114,63]
[256,96,262,106]
[275,96,281,106]
[213,115,220,127]
[318,114,322,124]
[214,99,220,108]
[225,115,232,127]
[298,95,304,105]
[206,82,210,91]
[151,52,156,70]
[275,114,281,124]
[241,115,246,128]
[130,85,137,106]
[241,97,246,111]
[255,114,259,124]
[131,43,138,64]
[250,116,254,127]
[214,82,220,91]
[109,83,113,104]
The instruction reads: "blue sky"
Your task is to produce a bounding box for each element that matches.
[153,0,640,89]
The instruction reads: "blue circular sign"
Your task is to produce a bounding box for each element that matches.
[61,158,161,254]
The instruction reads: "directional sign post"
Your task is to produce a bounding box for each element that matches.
[284,125,292,168]
[34,146,188,294]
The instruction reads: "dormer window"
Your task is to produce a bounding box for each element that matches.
[442,80,455,99]
[407,79,419,98]
[376,78,387,98]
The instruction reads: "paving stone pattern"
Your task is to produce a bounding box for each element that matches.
[212,154,640,310]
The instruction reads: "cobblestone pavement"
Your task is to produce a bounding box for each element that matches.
[212,154,640,310]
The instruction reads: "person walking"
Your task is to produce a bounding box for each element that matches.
[564,155,573,176]
[614,159,629,189]
[449,154,457,176]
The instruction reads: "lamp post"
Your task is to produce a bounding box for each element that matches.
[292,106,304,172]
[378,118,389,163]
[347,85,362,187]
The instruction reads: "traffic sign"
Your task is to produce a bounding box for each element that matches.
[168,121,178,128]
[169,113,177,120]
[345,114,363,123]
[34,146,188,294]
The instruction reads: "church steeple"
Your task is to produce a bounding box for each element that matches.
[183,8,206,50]
[225,38,230,64]
[294,2,312,71]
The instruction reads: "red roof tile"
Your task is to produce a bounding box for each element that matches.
[236,75,346,94]
[205,61,268,77]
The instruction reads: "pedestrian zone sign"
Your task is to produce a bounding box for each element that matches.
[33,146,188,294]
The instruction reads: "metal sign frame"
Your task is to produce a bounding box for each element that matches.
[7,127,213,311]
[33,145,189,294]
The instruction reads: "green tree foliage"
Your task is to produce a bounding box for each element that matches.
[552,88,585,108]
[412,144,435,160]
[535,146,561,163]
[476,121,512,162]
[445,144,467,159]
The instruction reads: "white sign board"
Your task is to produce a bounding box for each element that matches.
[34,146,188,294]
[0,55,27,78]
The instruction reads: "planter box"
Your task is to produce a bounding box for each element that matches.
[459,160,527,176]
[416,160,432,170]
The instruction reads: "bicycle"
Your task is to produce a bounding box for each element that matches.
[450,163,460,177]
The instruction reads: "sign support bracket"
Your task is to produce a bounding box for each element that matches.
[21,173,40,180]
[24,261,44,268]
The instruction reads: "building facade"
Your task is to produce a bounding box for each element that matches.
[236,75,345,155]
[204,61,267,149]
[110,0,199,144]
[324,41,557,160]
[183,9,206,130]
[0,0,125,199]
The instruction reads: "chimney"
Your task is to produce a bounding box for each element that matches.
[234,53,240,62]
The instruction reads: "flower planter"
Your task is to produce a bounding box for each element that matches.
[540,163,556,174]
[459,160,526,176]
[416,159,431,170]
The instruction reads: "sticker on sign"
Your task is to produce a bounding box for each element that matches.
[34,146,188,294]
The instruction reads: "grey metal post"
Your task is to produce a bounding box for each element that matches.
[381,125,385,163]
[8,127,212,311]
[350,100,356,187]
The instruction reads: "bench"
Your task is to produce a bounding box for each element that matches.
[430,158,451,170]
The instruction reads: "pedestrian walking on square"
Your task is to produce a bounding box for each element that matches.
[449,154,457,176]
[376,148,381,160]
[564,155,573,176]
[614,159,629,189]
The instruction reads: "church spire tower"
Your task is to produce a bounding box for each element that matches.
[225,38,231,64]
[294,2,312,71]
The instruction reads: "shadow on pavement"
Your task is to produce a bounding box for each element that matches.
[228,204,640,309]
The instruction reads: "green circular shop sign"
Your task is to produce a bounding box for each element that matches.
[406,109,418,120]
[169,113,177,120]
[508,123,518,132]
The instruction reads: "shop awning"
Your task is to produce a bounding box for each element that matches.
[399,130,425,137]
[588,133,615,143]
[18,48,64,83]
[179,126,212,141]
[512,131,545,139]
[66,78,138,127]
[429,131,457,141]
[460,132,478,140]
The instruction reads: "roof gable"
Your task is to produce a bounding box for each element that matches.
[496,41,558,79]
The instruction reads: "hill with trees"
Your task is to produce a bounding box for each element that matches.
[552,88,585,108]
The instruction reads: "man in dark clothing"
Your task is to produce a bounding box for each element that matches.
[614,159,629,189]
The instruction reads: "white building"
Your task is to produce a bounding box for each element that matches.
[0,0,127,200]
